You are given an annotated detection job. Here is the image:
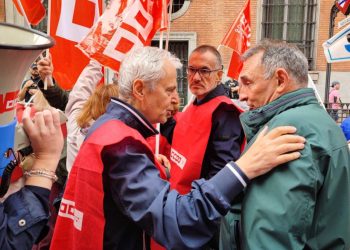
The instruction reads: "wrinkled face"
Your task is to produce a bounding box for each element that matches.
[238,51,279,110]
[187,51,223,100]
[141,60,178,124]
[166,91,180,118]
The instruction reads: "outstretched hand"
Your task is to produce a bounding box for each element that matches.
[236,126,305,180]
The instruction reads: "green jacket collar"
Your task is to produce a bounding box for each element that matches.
[240,88,318,141]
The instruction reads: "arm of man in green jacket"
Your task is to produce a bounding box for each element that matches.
[238,120,350,250]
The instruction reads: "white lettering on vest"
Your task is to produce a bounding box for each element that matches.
[170,148,187,169]
[59,198,84,231]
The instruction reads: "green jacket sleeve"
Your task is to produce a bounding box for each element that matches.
[241,143,319,249]
[240,123,350,250]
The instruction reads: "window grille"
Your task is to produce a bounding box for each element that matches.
[171,0,185,14]
[261,0,317,70]
[151,40,188,108]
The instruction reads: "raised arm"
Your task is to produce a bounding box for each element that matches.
[104,126,305,249]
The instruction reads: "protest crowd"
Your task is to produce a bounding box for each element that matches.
[0,1,349,250]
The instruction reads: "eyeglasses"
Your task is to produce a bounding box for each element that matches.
[186,66,223,78]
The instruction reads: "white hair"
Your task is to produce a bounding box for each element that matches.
[118,46,182,100]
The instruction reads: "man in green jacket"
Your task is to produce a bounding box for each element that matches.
[220,40,350,250]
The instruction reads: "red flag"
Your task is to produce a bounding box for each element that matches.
[336,0,350,15]
[78,0,169,72]
[49,0,103,90]
[221,0,251,79]
[12,0,45,25]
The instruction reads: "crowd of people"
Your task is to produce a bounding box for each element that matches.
[1,40,349,250]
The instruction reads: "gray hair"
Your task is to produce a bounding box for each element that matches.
[241,40,309,86]
[118,46,182,100]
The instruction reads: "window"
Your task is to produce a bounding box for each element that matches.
[261,0,317,69]
[170,0,190,20]
[171,0,185,13]
[151,40,189,109]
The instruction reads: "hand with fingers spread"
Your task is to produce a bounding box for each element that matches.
[236,126,305,179]
[22,107,64,189]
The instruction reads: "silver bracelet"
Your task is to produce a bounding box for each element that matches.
[24,169,58,182]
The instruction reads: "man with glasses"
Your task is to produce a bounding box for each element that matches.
[161,45,244,248]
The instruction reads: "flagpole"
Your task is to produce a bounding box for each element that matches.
[43,0,53,90]
[155,0,169,156]
[16,0,31,28]
[165,0,173,51]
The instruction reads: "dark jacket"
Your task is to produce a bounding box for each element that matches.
[37,79,69,112]
[0,186,50,249]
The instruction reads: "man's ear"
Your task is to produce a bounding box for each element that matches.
[275,68,290,93]
[132,79,145,101]
[216,69,224,83]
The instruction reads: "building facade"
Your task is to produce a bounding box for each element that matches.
[1,0,349,104]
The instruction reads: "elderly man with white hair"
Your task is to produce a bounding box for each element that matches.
[51,46,305,250]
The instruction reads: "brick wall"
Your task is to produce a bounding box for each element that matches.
[170,0,350,72]
[170,0,255,69]
[0,0,348,73]
[0,0,5,22]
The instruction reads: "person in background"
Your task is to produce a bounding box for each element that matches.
[228,79,239,99]
[328,80,342,122]
[340,116,350,141]
[0,108,63,249]
[51,46,305,250]
[21,63,41,89]
[65,60,118,173]
[220,40,350,250]
[160,45,245,249]
[36,56,69,111]
[162,45,245,187]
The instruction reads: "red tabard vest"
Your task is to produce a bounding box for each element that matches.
[51,120,167,250]
[147,133,170,250]
[169,96,244,194]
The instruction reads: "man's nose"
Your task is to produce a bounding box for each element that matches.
[238,86,247,101]
[192,70,201,80]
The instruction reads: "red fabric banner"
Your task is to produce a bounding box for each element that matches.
[78,0,169,72]
[12,0,45,25]
[49,0,103,90]
[221,0,251,80]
